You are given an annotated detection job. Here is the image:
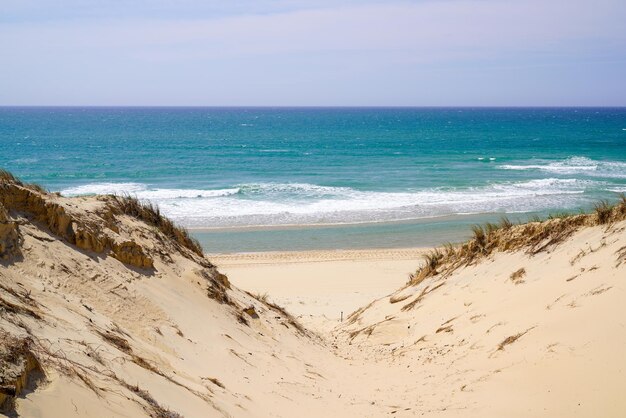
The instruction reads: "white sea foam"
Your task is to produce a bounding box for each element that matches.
[61,182,146,195]
[10,157,39,164]
[60,178,601,227]
[61,183,239,199]
[498,156,626,178]
[138,188,240,199]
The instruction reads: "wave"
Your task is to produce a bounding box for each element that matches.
[61,183,239,199]
[498,156,626,179]
[10,157,39,164]
[60,178,601,228]
[61,182,146,195]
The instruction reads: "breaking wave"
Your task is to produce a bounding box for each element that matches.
[498,156,626,179]
[60,178,601,228]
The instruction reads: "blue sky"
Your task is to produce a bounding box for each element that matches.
[1,0,625,106]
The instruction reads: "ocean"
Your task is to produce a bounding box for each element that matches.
[1,107,625,252]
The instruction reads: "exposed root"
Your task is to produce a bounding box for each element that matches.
[0,333,45,414]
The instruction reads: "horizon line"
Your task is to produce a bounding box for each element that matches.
[2,105,626,109]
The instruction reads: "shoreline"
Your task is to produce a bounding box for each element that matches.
[187,213,478,232]
[192,218,477,253]
[191,210,573,254]
[187,210,553,233]
[207,246,429,264]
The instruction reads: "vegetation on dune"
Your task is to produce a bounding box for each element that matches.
[0,170,47,194]
[409,195,626,286]
[106,194,204,257]
[0,333,43,415]
[0,169,203,258]
[245,291,309,336]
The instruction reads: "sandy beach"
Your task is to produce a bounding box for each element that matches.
[210,248,428,331]
[3,0,625,414]
[2,176,626,417]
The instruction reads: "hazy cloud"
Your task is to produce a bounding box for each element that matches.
[1,0,625,105]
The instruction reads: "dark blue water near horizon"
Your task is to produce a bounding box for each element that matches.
[1,107,625,252]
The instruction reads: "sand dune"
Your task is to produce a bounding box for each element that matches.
[1,173,625,417]
[335,219,626,416]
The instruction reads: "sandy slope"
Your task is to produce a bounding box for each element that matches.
[334,220,626,417]
[1,179,625,417]
[0,182,368,417]
[213,223,626,417]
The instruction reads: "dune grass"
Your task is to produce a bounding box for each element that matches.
[509,268,526,285]
[409,196,626,286]
[105,195,204,257]
[594,200,613,225]
[0,169,47,194]
[1,169,204,258]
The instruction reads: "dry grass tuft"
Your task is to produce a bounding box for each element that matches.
[121,381,183,418]
[389,292,411,304]
[0,293,41,320]
[61,364,100,396]
[131,354,161,374]
[0,283,39,316]
[84,345,105,366]
[484,222,499,235]
[499,216,513,229]
[0,169,47,193]
[401,282,445,312]
[412,249,444,286]
[616,245,626,267]
[0,333,45,414]
[497,327,535,351]
[266,300,309,336]
[0,169,20,184]
[204,377,225,389]
[246,290,309,336]
[471,225,486,249]
[253,292,269,303]
[509,268,526,285]
[594,200,612,225]
[108,195,203,257]
[96,329,132,354]
[408,198,626,287]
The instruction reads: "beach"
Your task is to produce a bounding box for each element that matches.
[2,108,626,417]
[3,0,626,414]
[210,248,428,331]
[2,173,626,417]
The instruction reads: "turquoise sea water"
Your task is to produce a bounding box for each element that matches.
[1,107,625,252]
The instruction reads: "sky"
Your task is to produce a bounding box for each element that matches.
[1,0,626,106]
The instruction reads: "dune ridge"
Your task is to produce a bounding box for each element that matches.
[1,171,625,417]
[0,174,331,417]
